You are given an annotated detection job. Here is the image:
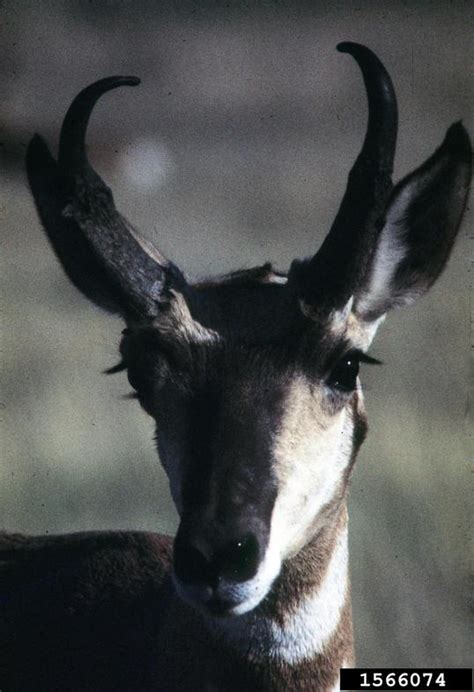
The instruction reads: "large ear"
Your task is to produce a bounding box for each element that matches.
[354,123,471,322]
[26,77,186,320]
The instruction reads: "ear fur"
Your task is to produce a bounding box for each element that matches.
[355,122,471,322]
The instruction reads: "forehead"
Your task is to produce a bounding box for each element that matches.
[190,265,367,354]
[187,345,301,407]
[126,265,358,401]
[192,271,298,343]
[190,267,378,357]
[147,328,349,439]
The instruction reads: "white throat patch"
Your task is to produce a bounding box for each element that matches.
[216,523,349,665]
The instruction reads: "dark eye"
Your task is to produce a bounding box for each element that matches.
[327,352,360,392]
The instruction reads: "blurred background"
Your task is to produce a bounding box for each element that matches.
[0,0,471,669]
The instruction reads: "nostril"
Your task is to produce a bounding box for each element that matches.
[174,531,261,587]
[174,540,210,585]
[218,533,260,583]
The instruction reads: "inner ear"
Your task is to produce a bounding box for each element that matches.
[344,311,386,352]
[354,123,471,322]
[299,295,382,354]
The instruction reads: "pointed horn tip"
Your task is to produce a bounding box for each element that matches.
[335,42,394,94]
[336,42,393,80]
[58,75,141,169]
[104,75,141,88]
[337,42,371,56]
[337,41,357,52]
[79,75,141,97]
[65,75,141,115]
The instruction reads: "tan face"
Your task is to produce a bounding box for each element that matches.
[269,376,360,561]
[124,292,375,617]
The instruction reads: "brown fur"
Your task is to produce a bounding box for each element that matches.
[0,511,351,691]
[10,44,470,692]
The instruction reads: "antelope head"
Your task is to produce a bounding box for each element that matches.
[27,44,471,618]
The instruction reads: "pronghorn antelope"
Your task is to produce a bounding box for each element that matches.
[1,42,471,692]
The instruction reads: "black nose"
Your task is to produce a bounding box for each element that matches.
[174,532,260,586]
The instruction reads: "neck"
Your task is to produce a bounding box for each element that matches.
[208,504,353,691]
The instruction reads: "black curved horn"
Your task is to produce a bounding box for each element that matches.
[337,42,397,175]
[59,76,141,171]
[293,43,398,311]
[27,76,186,318]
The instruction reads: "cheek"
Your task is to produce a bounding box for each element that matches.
[156,434,184,514]
[269,408,353,558]
[154,398,190,514]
